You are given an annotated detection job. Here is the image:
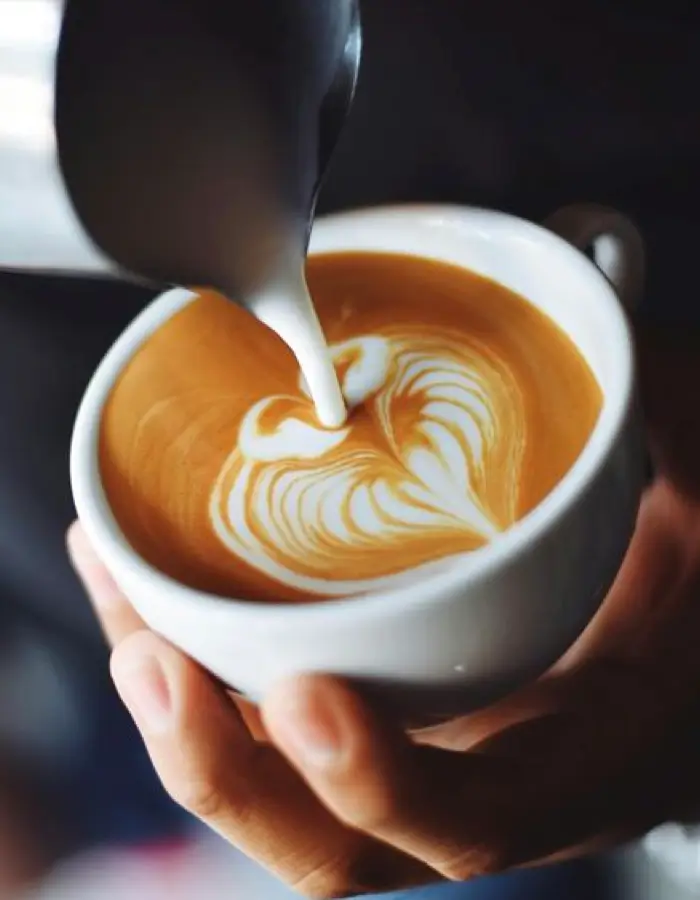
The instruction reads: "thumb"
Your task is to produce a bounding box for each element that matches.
[263,675,511,881]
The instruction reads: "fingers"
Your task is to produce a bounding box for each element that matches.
[66,519,631,881]
[67,520,145,645]
[67,521,434,894]
[112,633,433,897]
[262,674,663,879]
[263,675,513,881]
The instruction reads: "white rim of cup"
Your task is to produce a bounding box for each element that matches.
[70,204,635,627]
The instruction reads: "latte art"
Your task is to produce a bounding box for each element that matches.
[99,252,602,604]
[211,330,525,594]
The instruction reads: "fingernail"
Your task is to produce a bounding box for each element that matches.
[271,683,344,769]
[113,652,172,734]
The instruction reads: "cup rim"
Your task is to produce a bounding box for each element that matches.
[70,203,636,626]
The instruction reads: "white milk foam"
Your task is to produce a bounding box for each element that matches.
[210,330,526,596]
[246,265,347,429]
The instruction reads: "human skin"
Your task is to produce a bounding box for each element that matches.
[68,324,700,899]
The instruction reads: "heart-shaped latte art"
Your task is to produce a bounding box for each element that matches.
[209,326,526,596]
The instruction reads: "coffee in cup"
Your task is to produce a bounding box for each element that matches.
[72,204,643,719]
[99,250,602,603]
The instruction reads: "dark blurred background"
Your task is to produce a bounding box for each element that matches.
[3,0,700,896]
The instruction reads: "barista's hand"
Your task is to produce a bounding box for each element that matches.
[68,325,700,899]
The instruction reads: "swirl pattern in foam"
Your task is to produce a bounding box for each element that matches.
[210,328,525,595]
[99,252,602,604]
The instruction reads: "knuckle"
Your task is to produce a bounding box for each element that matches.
[334,789,399,835]
[165,772,226,821]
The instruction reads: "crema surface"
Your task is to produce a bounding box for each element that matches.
[99,252,602,602]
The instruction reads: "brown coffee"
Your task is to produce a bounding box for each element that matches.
[99,252,602,602]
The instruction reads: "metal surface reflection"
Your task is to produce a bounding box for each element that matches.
[0,0,362,293]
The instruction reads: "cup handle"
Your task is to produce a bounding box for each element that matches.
[542,203,645,313]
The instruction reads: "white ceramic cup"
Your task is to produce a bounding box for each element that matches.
[71,203,645,723]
